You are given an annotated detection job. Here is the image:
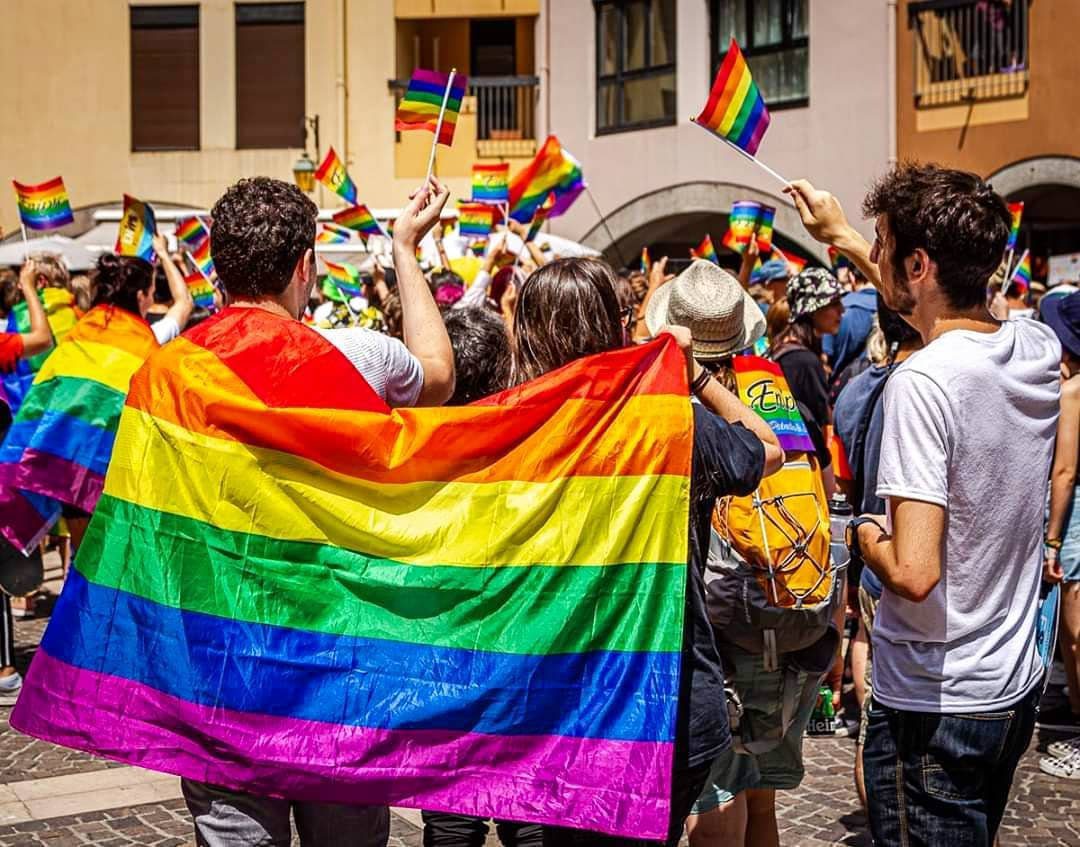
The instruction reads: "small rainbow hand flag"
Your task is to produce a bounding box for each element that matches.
[395,69,468,147]
[690,234,719,266]
[175,216,210,248]
[721,202,761,253]
[457,203,494,239]
[733,356,816,453]
[185,272,216,310]
[773,246,806,275]
[693,39,771,156]
[755,205,776,253]
[509,136,586,223]
[470,239,488,257]
[1010,249,1031,291]
[115,195,157,262]
[333,205,387,239]
[1006,201,1024,252]
[13,177,75,231]
[317,223,355,245]
[315,148,358,205]
[323,260,361,298]
[191,239,215,279]
[526,192,556,242]
[827,246,856,274]
[640,247,650,274]
[472,163,510,204]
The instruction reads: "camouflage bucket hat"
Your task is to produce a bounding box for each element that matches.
[786,267,843,320]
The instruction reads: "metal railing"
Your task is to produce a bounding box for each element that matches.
[909,0,1029,107]
[389,75,539,158]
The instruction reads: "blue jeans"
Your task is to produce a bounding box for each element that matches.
[862,684,1039,847]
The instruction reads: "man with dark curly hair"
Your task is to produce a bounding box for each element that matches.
[786,166,1060,846]
[179,175,454,846]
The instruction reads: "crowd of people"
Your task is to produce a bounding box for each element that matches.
[0,162,1077,847]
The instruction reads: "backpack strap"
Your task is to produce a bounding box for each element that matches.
[848,365,895,510]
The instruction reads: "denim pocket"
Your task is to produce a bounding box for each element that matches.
[918,710,1014,802]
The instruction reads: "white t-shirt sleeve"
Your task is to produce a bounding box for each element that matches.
[454,270,492,310]
[315,327,424,408]
[876,369,951,508]
[378,334,425,408]
[151,316,181,346]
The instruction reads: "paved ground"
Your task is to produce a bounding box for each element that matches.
[2,569,1079,845]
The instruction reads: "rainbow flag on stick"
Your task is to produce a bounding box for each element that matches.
[690,234,719,265]
[315,148,359,205]
[323,260,361,300]
[721,202,761,253]
[395,69,468,147]
[827,246,856,275]
[0,306,160,553]
[640,247,650,274]
[1010,249,1031,291]
[1006,202,1024,252]
[509,135,586,223]
[457,203,494,239]
[733,356,816,453]
[12,312,692,840]
[185,272,216,310]
[317,223,355,244]
[333,205,388,240]
[13,177,75,231]
[755,205,776,254]
[191,239,215,278]
[472,163,510,204]
[115,195,157,262]
[174,216,209,248]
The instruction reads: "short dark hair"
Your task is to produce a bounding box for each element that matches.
[443,307,510,405]
[863,163,1011,310]
[92,253,154,316]
[210,177,317,299]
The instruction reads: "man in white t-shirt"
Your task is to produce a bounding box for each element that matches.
[785,165,1060,846]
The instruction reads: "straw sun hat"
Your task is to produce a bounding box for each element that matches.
[646,259,766,359]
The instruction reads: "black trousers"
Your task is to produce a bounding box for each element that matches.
[422,811,543,847]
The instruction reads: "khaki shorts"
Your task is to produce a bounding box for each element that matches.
[857,584,879,747]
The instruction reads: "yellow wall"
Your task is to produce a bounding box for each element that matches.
[0,0,537,237]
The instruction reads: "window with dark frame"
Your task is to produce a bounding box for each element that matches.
[130,5,200,152]
[235,2,306,149]
[595,0,677,135]
[710,0,808,110]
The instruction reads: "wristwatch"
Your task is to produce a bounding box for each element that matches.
[846,516,885,563]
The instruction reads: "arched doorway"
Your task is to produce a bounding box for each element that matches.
[578,181,829,272]
[989,157,1080,286]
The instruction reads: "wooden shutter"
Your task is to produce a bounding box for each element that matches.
[130,6,200,151]
[236,3,306,149]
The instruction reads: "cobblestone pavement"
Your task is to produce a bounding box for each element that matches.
[4,602,1080,845]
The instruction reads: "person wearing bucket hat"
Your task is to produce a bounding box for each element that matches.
[1038,292,1080,753]
[646,259,766,361]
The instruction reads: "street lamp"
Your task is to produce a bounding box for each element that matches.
[292,115,321,193]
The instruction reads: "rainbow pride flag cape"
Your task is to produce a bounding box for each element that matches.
[0,306,159,553]
[185,272,216,310]
[174,216,210,248]
[333,204,387,239]
[12,310,692,839]
[733,356,815,453]
[115,195,157,262]
[1010,249,1031,291]
[13,177,75,231]
[315,148,359,205]
[690,234,719,265]
[457,203,494,238]
[693,39,771,156]
[472,163,510,204]
[509,135,586,223]
[317,223,355,244]
[191,239,215,278]
[1006,201,1024,252]
[1,289,80,417]
[395,69,469,147]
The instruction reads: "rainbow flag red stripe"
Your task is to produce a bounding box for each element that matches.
[333,205,386,239]
[1006,202,1024,252]
[472,163,510,204]
[509,136,586,223]
[315,148,358,205]
[693,39,771,156]
[0,306,159,553]
[733,356,815,453]
[691,234,719,265]
[13,177,75,231]
[11,310,692,840]
[395,69,469,147]
[457,203,494,238]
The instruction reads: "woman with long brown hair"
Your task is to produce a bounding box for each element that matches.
[510,257,783,847]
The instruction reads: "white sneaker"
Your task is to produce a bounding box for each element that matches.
[0,672,21,706]
[1047,735,1080,759]
[1040,749,1080,779]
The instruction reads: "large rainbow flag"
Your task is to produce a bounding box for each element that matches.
[395,69,469,147]
[0,306,159,553]
[693,39,771,156]
[12,310,693,839]
[315,148,359,205]
[472,163,510,204]
[1006,201,1024,252]
[733,356,815,453]
[509,135,586,222]
[115,195,157,262]
[13,177,75,231]
[1,289,80,417]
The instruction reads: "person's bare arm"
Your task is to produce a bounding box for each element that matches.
[1045,376,1080,582]
[435,230,451,272]
[154,235,195,330]
[737,230,761,291]
[392,177,455,406]
[508,218,547,268]
[634,257,674,341]
[858,497,945,602]
[785,180,881,288]
[17,260,53,356]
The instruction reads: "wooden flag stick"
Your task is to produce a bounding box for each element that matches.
[691,119,791,188]
[424,69,457,185]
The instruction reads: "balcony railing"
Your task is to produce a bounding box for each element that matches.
[909,0,1029,107]
[389,75,539,158]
